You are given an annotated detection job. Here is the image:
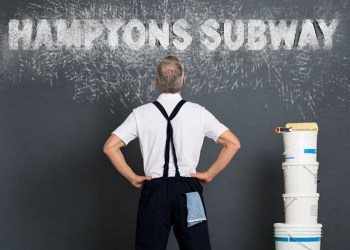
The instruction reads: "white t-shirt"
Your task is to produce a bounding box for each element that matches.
[111,92,230,178]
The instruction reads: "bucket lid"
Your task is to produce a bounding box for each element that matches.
[282,162,319,167]
[285,122,318,131]
[274,223,322,228]
[282,193,320,198]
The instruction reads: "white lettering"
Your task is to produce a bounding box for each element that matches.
[318,19,339,49]
[224,19,244,50]
[298,19,319,50]
[268,20,298,50]
[172,19,192,50]
[200,19,221,51]
[247,19,267,50]
[9,19,33,50]
[122,19,146,50]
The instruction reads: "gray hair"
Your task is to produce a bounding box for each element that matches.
[156,56,184,93]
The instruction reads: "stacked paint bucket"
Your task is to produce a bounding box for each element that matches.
[274,122,322,250]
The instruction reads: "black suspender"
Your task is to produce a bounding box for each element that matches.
[152,99,187,178]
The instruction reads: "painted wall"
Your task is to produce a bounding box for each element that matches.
[0,0,349,249]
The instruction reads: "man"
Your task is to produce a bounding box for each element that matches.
[103,55,241,250]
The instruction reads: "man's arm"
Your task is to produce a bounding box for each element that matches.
[103,134,151,189]
[190,129,241,184]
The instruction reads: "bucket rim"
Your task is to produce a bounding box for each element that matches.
[274,223,323,228]
[282,193,320,198]
[282,131,318,134]
[282,162,319,167]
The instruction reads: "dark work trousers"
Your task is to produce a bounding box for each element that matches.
[135,99,212,250]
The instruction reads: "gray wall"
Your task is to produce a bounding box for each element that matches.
[0,0,349,249]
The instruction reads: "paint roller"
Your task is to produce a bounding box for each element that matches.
[275,122,318,133]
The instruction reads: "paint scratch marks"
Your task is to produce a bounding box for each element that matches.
[0,0,349,118]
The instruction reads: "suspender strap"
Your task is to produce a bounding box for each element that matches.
[152,99,187,178]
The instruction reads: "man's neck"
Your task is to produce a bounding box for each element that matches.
[160,91,181,95]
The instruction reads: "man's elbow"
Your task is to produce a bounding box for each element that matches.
[217,130,241,151]
[231,140,241,152]
[103,142,117,155]
[103,141,125,154]
[103,144,121,154]
[226,135,240,152]
[103,146,111,155]
[103,134,126,154]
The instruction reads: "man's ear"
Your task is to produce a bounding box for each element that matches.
[183,76,186,86]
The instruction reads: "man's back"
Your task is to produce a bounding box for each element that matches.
[112,92,229,178]
[104,55,240,250]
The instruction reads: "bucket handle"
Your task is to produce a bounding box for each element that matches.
[282,197,297,214]
[302,165,320,183]
[288,233,312,250]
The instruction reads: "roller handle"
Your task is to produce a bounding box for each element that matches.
[275,127,291,133]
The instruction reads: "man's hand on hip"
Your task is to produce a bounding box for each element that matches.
[189,172,213,185]
[130,174,152,189]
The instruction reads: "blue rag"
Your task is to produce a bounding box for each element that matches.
[185,191,207,227]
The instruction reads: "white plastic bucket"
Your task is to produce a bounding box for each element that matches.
[283,193,319,224]
[274,223,322,250]
[282,162,319,193]
[283,131,318,163]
